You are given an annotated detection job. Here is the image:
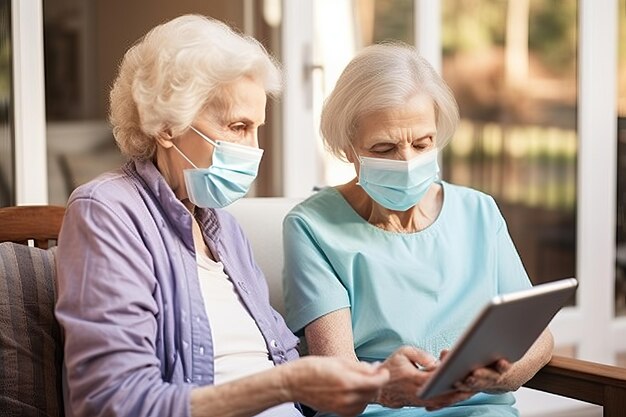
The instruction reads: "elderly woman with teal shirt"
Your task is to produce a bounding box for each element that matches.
[282,43,553,416]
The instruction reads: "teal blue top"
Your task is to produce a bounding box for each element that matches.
[282,182,531,417]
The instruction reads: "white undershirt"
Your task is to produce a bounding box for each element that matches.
[192,221,275,385]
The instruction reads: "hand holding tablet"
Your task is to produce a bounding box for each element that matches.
[416,277,578,400]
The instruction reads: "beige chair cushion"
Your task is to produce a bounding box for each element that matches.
[226,197,303,315]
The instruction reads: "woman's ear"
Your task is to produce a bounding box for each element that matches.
[155,129,175,148]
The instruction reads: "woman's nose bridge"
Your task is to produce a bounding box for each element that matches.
[397,142,415,161]
[251,129,260,148]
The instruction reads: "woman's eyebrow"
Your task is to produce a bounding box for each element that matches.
[414,130,436,140]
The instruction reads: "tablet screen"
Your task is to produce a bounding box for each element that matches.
[417,277,578,400]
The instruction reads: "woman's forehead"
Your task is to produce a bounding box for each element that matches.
[356,95,437,139]
[204,77,267,123]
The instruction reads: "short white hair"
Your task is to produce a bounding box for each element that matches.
[320,43,459,161]
[110,14,281,160]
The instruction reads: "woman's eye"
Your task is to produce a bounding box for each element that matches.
[413,137,434,149]
[370,145,395,154]
[230,123,247,132]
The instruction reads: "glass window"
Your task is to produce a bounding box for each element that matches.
[315,0,415,185]
[0,0,12,207]
[616,0,626,317]
[355,0,414,46]
[44,0,127,205]
[43,1,283,204]
[441,0,578,288]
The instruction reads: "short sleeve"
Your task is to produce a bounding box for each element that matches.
[495,218,533,294]
[282,214,350,335]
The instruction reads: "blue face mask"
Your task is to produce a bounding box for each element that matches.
[356,148,440,212]
[172,126,264,208]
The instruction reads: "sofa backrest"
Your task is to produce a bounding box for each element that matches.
[226,197,303,316]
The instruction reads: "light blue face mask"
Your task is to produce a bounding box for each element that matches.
[172,126,264,208]
[356,148,440,212]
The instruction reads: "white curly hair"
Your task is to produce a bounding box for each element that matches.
[109,14,281,160]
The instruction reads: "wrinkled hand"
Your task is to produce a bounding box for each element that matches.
[452,355,513,395]
[283,356,389,417]
[376,346,473,410]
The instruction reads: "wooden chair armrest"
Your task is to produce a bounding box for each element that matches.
[524,355,626,416]
[0,205,65,248]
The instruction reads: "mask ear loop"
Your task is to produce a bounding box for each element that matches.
[348,142,364,186]
[171,143,199,169]
[190,126,219,147]
[348,142,363,164]
[171,125,220,169]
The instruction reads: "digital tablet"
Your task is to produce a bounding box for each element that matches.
[417,277,578,400]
